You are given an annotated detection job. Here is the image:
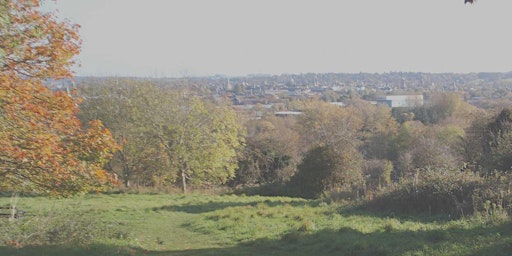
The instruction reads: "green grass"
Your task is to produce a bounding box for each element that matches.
[1,193,511,255]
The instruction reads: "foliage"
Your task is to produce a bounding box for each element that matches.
[296,101,363,151]
[348,99,399,160]
[0,0,118,196]
[290,101,364,198]
[363,159,393,191]
[1,0,80,79]
[410,93,461,125]
[393,122,462,179]
[482,109,512,171]
[364,169,478,216]
[79,80,246,193]
[462,113,491,167]
[233,115,301,186]
[462,108,512,173]
[290,145,363,199]
[150,90,246,193]
[363,168,512,218]
[78,79,171,187]
[393,93,479,128]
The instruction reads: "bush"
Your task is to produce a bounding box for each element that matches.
[233,182,293,197]
[289,146,363,199]
[363,169,512,218]
[363,169,485,217]
[471,172,512,222]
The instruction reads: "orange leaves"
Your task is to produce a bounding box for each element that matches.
[2,0,80,80]
[73,120,119,164]
[0,1,118,196]
[0,79,119,195]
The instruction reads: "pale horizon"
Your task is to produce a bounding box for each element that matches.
[44,0,512,78]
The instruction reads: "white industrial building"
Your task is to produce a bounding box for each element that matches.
[375,95,424,108]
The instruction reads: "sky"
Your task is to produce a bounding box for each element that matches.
[43,0,512,78]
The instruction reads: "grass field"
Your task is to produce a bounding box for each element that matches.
[1,193,511,256]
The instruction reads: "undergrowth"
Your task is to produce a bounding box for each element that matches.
[0,205,130,248]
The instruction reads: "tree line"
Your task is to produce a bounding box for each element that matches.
[77,78,512,206]
[77,80,245,194]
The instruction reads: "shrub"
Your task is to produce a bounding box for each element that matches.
[363,168,512,218]
[289,145,363,199]
[363,169,484,216]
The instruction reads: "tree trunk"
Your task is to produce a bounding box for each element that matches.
[181,170,187,194]
[10,192,18,222]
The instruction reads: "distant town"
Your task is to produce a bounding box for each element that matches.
[51,72,512,118]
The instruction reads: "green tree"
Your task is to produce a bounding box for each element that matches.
[151,90,245,193]
[78,79,170,187]
[79,81,245,192]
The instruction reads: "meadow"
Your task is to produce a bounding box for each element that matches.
[0,193,511,256]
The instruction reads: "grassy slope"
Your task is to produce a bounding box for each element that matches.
[1,193,511,256]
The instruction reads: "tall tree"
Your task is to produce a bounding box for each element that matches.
[79,80,246,192]
[234,115,301,186]
[151,90,245,193]
[481,109,512,172]
[345,98,399,160]
[293,101,364,196]
[78,79,169,187]
[0,0,118,196]
[296,101,363,151]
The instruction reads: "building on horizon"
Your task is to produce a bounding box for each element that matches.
[375,95,423,108]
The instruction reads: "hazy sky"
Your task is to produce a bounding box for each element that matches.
[44,0,512,77]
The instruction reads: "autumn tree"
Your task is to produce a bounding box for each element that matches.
[0,0,118,196]
[233,115,301,186]
[410,92,476,126]
[292,101,364,197]
[296,101,363,151]
[345,98,399,160]
[393,121,463,179]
